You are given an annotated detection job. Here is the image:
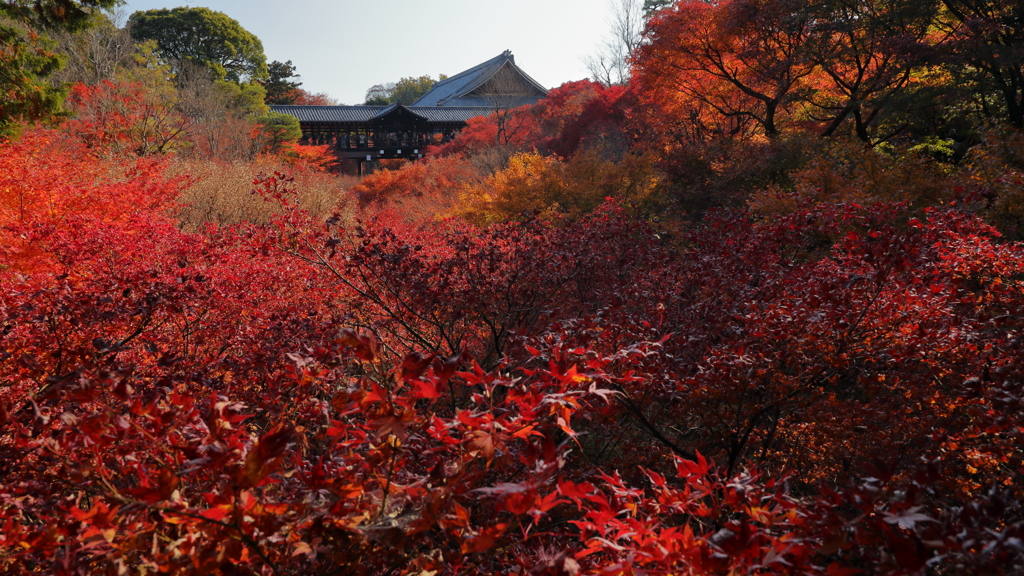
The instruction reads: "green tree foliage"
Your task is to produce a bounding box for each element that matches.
[256,110,301,153]
[0,18,66,137]
[0,0,120,137]
[642,0,671,17]
[364,74,447,105]
[939,0,1024,129]
[392,74,441,104]
[263,59,302,105]
[1,0,119,32]
[214,80,268,116]
[363,83,392,105]
[127,7,268,84]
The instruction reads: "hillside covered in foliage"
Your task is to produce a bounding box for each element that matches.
[2,1,1024,575]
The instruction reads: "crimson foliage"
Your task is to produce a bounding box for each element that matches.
[2,147,1023,574]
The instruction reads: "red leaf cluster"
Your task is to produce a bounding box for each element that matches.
[2,124,1024,575]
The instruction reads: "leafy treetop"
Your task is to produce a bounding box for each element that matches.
[256,111,302,153]
[642,0,671,17]
[365,74,447,105]
[263,59,302,105]
[0,0,121,31]
[0,0,121,137]
[128,6,268,83]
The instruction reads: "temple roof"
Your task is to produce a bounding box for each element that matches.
[270,51,548,128]
[411,50,548,107]
[269,105,493,124]
[372,103,424,121]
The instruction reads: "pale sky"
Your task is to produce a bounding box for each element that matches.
[119,0,614,105]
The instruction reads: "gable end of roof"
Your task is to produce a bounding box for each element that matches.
[411,50,547,107]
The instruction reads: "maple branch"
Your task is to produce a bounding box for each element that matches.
[614,384,697,461]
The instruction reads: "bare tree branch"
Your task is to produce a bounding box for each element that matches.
[584,0,646,86]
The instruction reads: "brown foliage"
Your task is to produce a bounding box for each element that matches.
[171,157,354,231]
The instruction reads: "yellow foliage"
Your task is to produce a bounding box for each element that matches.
[748,141,958,218]
[748,133,1024,240]
[451,150,665,225]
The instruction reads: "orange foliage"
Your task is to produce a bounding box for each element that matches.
[746,133,1024,240]
[64,79,190,157]
[0,128,180,270]
[281,142,338,172]
[633,0,814,143]
[452,150,665,225]
[631,0,941,147]
[350,155,486,220]
[292,89,336,105]
[747,142,958,218]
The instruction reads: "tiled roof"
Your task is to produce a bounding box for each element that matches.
[426,94,544,108]
[271,105,494,125]
[412,50,548,107]
[370,103,429,121]
[415,107,493,122]
[269,52,546,127]
[269,105,384,123]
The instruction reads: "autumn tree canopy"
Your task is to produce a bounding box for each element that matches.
[3,1,1024,574]
[0,0,120,136]
[939,0,1024,129]
[631,0,1024,144]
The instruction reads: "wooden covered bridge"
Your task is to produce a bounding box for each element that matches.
[270,50,548,173]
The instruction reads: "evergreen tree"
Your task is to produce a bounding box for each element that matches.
[264,60,303,105]
[0,0,120,137]
[643,0,671,17]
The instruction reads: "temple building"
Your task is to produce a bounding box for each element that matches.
[270,50,548,173]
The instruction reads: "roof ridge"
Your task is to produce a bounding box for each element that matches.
[371,103,430,121]
[451,60,512,103]
[430,51,513,89]
[270,105,388,110]
[413,51,520,106]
